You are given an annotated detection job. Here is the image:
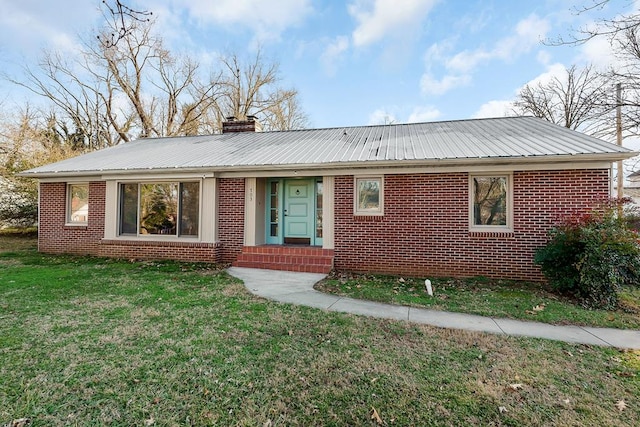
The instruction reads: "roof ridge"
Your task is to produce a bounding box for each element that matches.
[134,116,537,142]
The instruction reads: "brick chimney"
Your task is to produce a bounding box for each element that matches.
[222,115,263,133]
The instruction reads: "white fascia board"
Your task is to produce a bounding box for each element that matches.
[101,172,216,181]
[38,175,102,183]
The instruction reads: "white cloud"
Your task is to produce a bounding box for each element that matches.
[407,106,441,122]
[424,39,455,64]
[348,0,439,47]
[320,36,350,76]
[472,62,568,119]
[509,14,550,54]
[145,2,192,48]
[368,108,397,125]
[368,105,440,125]
[174,0,313,42]
[446,14,550,74]
[419,14,550,97]
[445,50,491,74]
[579,36,619,70]
[472,100,515,119]
[420,73,471,95]
[522,62,568,88]
[0,0,96,57]
[536,50,552,66]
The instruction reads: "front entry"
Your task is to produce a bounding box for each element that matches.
[284,180,314,244]
[266,178,323,246]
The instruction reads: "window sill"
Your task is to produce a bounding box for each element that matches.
[354,211,384,216]
[64,223,88,229]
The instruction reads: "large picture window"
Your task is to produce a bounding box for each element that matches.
[470,175,511,230]
[119,181,200,237]
[354,176,384,215]
[67,183,89,224]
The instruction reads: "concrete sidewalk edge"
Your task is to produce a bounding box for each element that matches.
[227,267,640,350]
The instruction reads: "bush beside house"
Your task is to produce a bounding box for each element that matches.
[535,198,640,310]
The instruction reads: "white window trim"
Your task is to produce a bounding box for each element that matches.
[468,173,513,232]
[116,180,203,240]
[353,175,384,216]
[66,183,89,226]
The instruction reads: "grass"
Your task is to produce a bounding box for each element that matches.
[316,272,640,330]
[1,235,639,426]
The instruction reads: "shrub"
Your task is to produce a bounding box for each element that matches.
[0,177,38,228]
[535,198,640,310]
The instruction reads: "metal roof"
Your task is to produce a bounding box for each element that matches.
[22,116,637,177]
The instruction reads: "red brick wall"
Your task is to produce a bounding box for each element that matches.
[39,181,222,263]
[217,178,246,263]
[39,182,105,255]
[38,170,609,280]
[333,170,609,281]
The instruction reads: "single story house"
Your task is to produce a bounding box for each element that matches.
[20,116,637,281]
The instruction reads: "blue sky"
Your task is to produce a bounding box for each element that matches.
[0,0,633,130]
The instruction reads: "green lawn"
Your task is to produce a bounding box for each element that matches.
[1,236,639,426]
[316,272,640,330]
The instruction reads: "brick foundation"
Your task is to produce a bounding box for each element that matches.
[98,239,220,262]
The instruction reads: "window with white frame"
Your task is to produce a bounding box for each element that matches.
[470,174,511,230]
[119,181,200,237]
[67,183,89,224]
[354,176,383,215]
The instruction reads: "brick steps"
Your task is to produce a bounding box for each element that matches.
[233,246,334,274]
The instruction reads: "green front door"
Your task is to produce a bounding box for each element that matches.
[284,179,314,245]
[266,178,322,246]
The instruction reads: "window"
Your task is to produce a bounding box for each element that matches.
[118,181,200,237]
[268,180,280,238]
[354,176,383,215]
[316,180,323,238]
[67,184,88,224]
[470,175,511,230]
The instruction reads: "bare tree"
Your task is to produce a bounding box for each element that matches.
[216,51,309,131]
[94,10,225,140]
[9,50,126,149]
[98,0,153,48]
[545,1,640,135]
[513,64,614,136]
[606,26,640,137]
[0,108,78,226]
[4,2,308,150]
[548,0,640,45]
[262,89,309,130]
[5,11,193,146]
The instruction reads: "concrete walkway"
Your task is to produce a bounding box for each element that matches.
[227,267,640,350]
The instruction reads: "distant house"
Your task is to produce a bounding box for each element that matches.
[621,170,640,206]
[20,116,636,281]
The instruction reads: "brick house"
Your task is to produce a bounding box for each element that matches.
[21,116,636,281]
